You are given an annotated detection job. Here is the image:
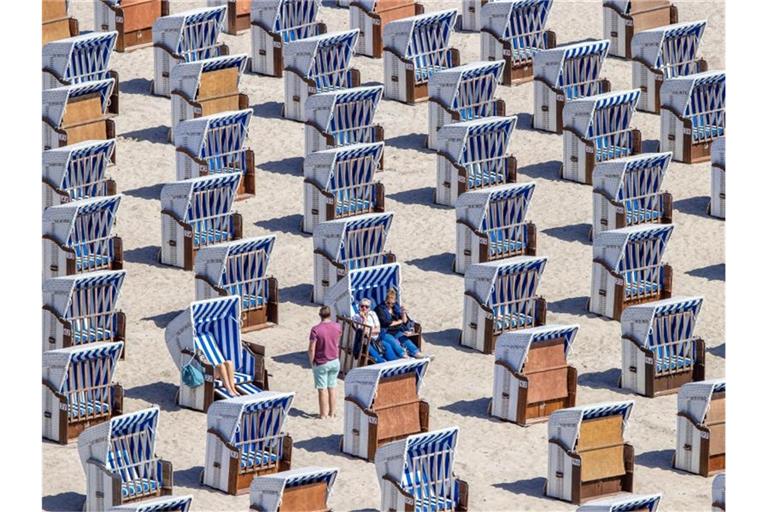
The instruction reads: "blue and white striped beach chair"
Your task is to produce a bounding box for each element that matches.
[383,9,459,104]
[710,137,725,218]
[603,0,677,58]
[462,256,547,353]
[283,30,361,121]
[160,174,242,270]
[79,407,173,511]
[303,142,385,233]
[304,86,384,156]
[95,0,169,52]
[194,236,279,332]
[375,427,469,511]
[251,0,325,76]
[563,89,642,184]
[592,152,673,235]
[43,0,78,44]
[435,116,518,206]
[621,296,705,396]
[590,224,674,320]
[204,392,294,494]
[313,212,395,303]
[547,401,635,504]
[577,493,662,512]
[42,31,119,114]
[632,21,707,113]
[250,467,338,511]
[43,139,117,210]
[480,0,556,84]
[165,296,269,412]
[43,270,126,353]
[43,341,124,444]
[492,324,579,424]
[427,61,506,149]
[533,40,611,133]
[42,79,116,150]
[174,109,255,200]
[661,71,725,163]
[43,195,123,278]
[712,473,725,511]
[152,6,228,97]
[675,379,725,476]
[344,359,430,460]
[455,182,536,274]
[110,494,192,512]
[350,0,424,58]
[170,54,249,134]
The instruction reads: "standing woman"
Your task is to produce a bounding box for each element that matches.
[375,288,429,358]
[308,306,342,419]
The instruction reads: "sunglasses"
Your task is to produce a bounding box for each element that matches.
[360,305,370,309]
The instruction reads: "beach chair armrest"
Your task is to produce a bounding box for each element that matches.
[42,379,66,400]
[281,434,293,466]
[494,359,526,380]
[159,459,173,489]
[175,146,207,166]
[544,30,557,49]
[170,88,197,104]
[194,274,228,295]
[345,395,374,415]
[456,477,470,511]
[381,474,412,499]
[448,48,460,68]
[480,27,504,41]
[621,334,649,353]
[419,400,430,431]
[111,383,124,416]
[427,97,461,121]
[207,427,239,452]
[677,410,709,431]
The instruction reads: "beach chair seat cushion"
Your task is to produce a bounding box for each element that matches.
[402,478,461,511]
[121,477,160,498]
[467,168,506,189]
[74,247,113,271]
[336,197,374,216]
[655,355,693,372]
[68,399,110,419]
[193,227,233,246]
[690,122,724,142]
[488,238,525,256]
[240,449,280,469]
[72,325,114,344]
[624,203,662,223]
[593,143,632,162]
[623,276,660,297]
[414,63,450,83]
[493,311,534,331]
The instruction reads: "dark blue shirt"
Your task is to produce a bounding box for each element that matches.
[375,302,403,334]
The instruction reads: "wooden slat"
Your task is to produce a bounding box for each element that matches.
[42,0,67,22]
[42,18,73,44]
[280,481,328,512]
[376,402,421,441]
[122,0,163,33]
[580,445,626,482]
[526,367,568,403]
[198,68,240,100]
[374,373,418,409]
[525,339,566,372]
[706,394,725,425]
[578,415,624,451]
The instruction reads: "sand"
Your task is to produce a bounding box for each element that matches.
[43,1,725,510]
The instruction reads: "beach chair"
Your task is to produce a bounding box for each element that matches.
[462,256,548,354]
[194,236,279,332]
[160,174,242,270]
[562,89,642,185]
[250,467,338,511]
[632,21,707,113]
[455,182,536,275]
[383,10,459,104]
[375,427,469,511]
[79,407,173,511]
[621,296,705,397]
[170,55,249,136]
[710,137,725,218]
[674,379,725,476]
[546,401,635,504]
[283,30,361,122]
[43,140,117,210]
[491,324,578,425]
[661,71,725,163]
[165,296,269,412]
[590,224,674,320]
[325,262,423,362]
[43,195,124,279]
[43,0,79,44]
[204,393,294,495]
[42,270,126,354]
[577,493,662,512]
[533,40,611,134]
[427,61,506,150]
[712,473,725,511]
[152,6,229,98]
[435,116,518,207]
[95,1,169,52]
[42,80,116,151]
[313,212,395,304]
[303,143,385,233]
[480,0,557,85]
[42,32,120,115]
[343,359,429,461]
[304,86,384,157]
[174,110,255,201]
[207,0,252,34]
[351,0,424,58]
[110,495,192,512]
[592,152,673,236]
[603,0,677,59]
[42,341,124,444]
[251,0,325,76]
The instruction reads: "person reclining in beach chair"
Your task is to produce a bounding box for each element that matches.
[352,298,402,363]
[375,288,426,359]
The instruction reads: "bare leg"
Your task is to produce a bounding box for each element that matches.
[217,361,238,396]
[328,386,337,418]
[225,361,241,396]
[318,389,329,418]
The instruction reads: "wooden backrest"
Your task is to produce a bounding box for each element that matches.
[374,0,416,11]
[280,481,328,512]
[235,0,252,16]
[198,67,240,100]
[706,392,725,456]
[628,0,671,13]
[62,95,104,128]
[525,339,566,372]
[42,0,67,22]
[577,415,626,482]
[524,339,569,404]
[374,373,418,410]
[373,373,422,441]
[42,19,73,44]
[121,0,164,33]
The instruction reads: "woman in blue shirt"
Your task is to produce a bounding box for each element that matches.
[374,288,428,358]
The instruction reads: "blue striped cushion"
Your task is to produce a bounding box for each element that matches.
[240,450,279,469]
[488,239,525,256]
[241,294,266,309]
[121,478,159,498]
[656,355,693,372]
[72,326,113,343]
[75,253,112,271]
[335,198,373,216]
[193,228,233,246]
[493,312,534,331]
[68,399,109,419]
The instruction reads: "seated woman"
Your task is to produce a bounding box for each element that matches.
[375,288,428,358]
[353,298,404,363]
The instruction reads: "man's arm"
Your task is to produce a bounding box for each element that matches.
[308,328,317,367]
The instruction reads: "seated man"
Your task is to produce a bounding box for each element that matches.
[375,288,428,359]
[353,298,403,363]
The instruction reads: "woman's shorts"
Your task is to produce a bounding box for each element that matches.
[312,359,341,389]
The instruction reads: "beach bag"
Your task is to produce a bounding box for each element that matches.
[182,357,204,388]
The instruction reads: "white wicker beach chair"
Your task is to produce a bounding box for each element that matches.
[712,473,725,511]
[351,0,423,58]
[43,139,117,210]
[94,0,169,52]
[43,0,79,44]
[249,467,338,511]
[577,493,662,511]
[710,137,725,218]
[42,80,116,150]
[603,0,677,58]
[675,379,725,476]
